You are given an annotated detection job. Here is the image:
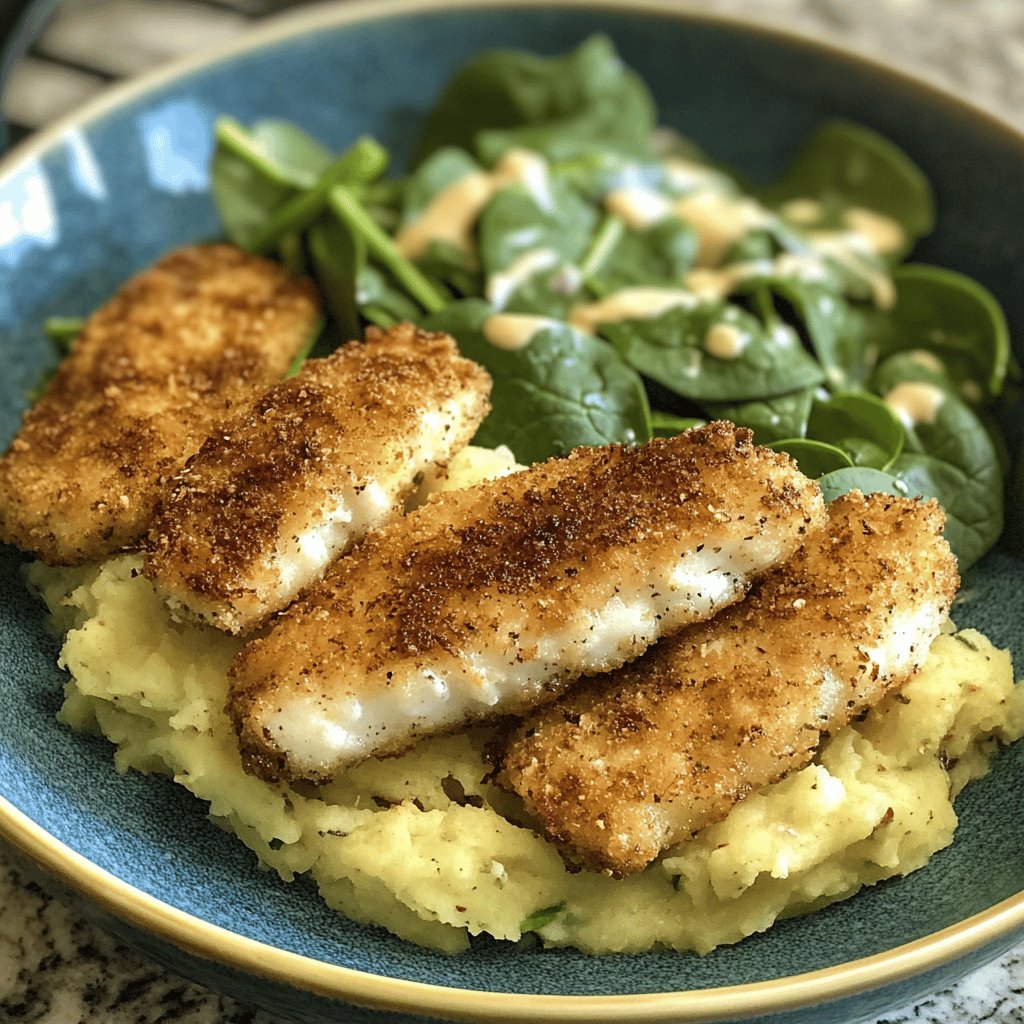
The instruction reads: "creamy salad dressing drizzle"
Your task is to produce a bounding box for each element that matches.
[907,349,946,374]
[703,323,748,360]
[603,180,774,270]
[772,251,833,285]
[395,148,552,260]
[843,207,905,256]
[684,254,833,301]
[807,230,897,309]
[482,313,560,350]
[779,198,824,225]
[603,186,673,230]
[673,191,771,267]
[399,151,905,324]
[776,198,905,308]
[684,262,768,301]
[884,381,947,427]
[568,287,698,333]
[486,247,561,309]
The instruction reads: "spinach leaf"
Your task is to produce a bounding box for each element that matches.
[329,186,449,314]
[871,351,954,396]
[816,466,910,503]
[395,149,487,299]
[650,411,705,437]
[873,264,1011,400]
[211,122,390,255]
[400,147,482,225]
[601,303,825,403]
[218,117,333,186]
[475,177,596,317]
[212,142,294,249]
[769,438,853,477]
[704,387,815,444]
[247,136,390,254]
[765,120,934,251]
[417,240,484,299]
[423,299,652,462]
[871,352,1013,477]
[806,391,905,470]
[882,389,1004,570]
[751,277,870,391]
[356,264,424,325]
[585,217,699,293]
[415,35,655,166]
[478,179,598,279]
[554,153,663,202]
[308,218,365,341]
[212,118,334,248]
[520,902,566,933]
[500,263,585,320]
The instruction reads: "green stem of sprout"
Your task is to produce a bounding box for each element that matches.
[45,317,86,351]
[215,117,311,186]
[579,213,625,295]
[248,137,390,253]
[327,185,449,314]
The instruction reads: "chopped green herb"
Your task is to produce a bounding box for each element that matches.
[519,901,566,933]
[44,317,86,351]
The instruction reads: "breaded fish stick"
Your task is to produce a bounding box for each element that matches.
[498,492,959,876]
[0,245,319,565]
[228,423,826,783]
[145,324,491,634]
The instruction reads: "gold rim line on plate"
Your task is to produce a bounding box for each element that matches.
[1,0,1024,1019]
[3,792,1023,1023]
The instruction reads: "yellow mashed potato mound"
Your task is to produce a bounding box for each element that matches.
[27,446,1024,955]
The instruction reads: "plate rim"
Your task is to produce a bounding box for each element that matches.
[5,0,1024,185]
[4,793,1023,1021]
[1,0,1023,1019]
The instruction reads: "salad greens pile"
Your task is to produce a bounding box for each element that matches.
[168,37,1022,568]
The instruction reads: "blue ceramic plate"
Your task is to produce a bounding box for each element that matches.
[1,3,1022,1022]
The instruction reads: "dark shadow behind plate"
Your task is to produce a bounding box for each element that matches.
[0,5,1022,1023]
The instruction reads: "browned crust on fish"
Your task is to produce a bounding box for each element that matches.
[497,492,959,876]
[0,245,320,564]
[227,422,825,783]
[144,323,491,633]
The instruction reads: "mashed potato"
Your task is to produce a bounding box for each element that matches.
[27,447,1024,955]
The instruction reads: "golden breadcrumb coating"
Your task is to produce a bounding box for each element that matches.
[0,245,319,564]
[144,324,491,633]
[228,422,825,783]
[498,492,959,876]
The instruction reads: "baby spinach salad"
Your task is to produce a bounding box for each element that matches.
[56,35,1016,570]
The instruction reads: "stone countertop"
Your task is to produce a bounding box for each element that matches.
[2,857,1022,1024]
[1,1,1023,1022]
